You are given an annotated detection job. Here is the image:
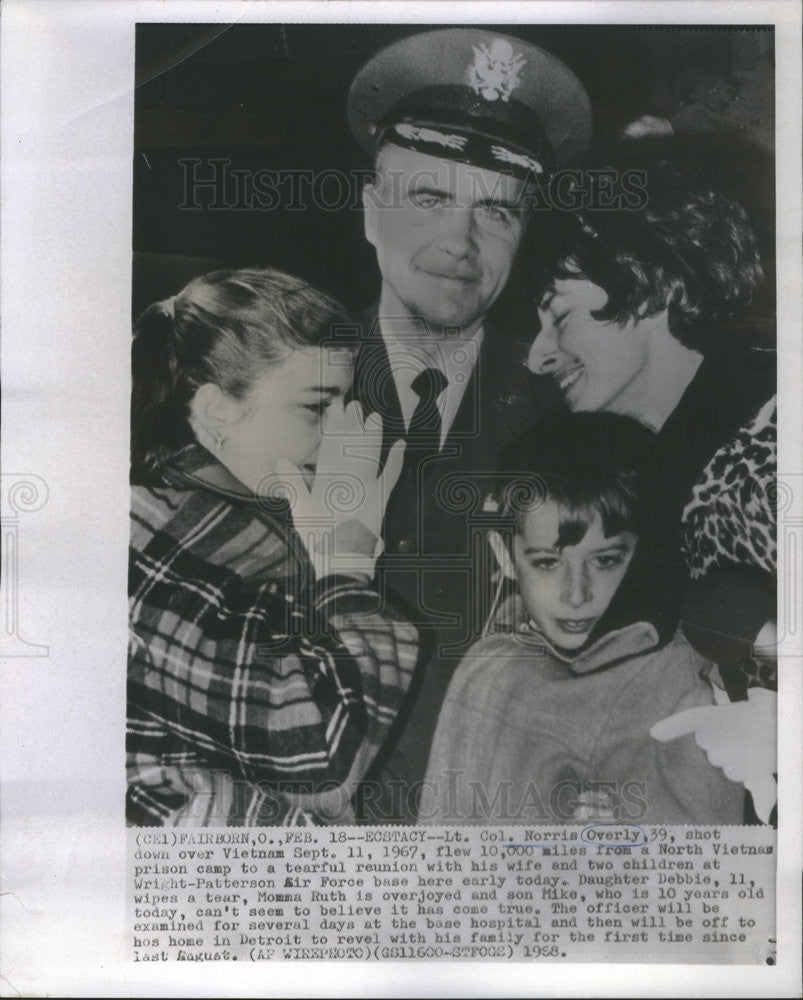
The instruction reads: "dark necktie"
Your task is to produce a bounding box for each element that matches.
[381,365,448,553]
[408,367,448,447]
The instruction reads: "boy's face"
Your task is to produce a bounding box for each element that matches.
[513,500,636,650]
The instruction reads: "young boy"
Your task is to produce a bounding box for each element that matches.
[420,412,746,825]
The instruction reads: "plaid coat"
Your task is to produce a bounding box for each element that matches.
[127,445,418,826]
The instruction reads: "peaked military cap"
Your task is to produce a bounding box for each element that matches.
[348,28,592,178]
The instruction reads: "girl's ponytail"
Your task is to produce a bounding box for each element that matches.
[130,299,191,484]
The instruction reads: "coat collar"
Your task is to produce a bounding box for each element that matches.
[349,314,406,451]
[489,592,661,675]
[158,444,308,585]
[350,305,544,461]
[160,443,258,502]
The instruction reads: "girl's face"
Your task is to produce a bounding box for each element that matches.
[526,277,652,415]
[513,500,636,650]
[208,345,353,493]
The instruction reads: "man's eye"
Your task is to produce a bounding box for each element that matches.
[593,553,625,570]
[411,192,444,209]
[479,204,514,224]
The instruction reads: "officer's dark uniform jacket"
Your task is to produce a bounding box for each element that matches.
[350,309,561,822]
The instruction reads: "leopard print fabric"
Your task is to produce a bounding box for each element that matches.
[682,396,776,580]
[682,396,776,692]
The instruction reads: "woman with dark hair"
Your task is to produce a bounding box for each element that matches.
[525,143,776,820]
[127,267,418,826]
[527,145,771,475]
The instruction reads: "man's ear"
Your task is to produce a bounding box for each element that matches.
[362,181,379,249]
[488,529,517,580]
[190,383,239,448]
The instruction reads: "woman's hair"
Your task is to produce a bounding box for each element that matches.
[531,140,765,353]
[497,411,658,548]
[131,267,353,483]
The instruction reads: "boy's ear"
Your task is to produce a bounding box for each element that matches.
[488,530,516,580]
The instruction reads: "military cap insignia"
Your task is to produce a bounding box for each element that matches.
[466,38,526,102]
[348,29,593,171]
[394,124,468,150]
[491,145,543,175]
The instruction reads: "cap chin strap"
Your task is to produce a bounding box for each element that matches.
[381,122,546,180]
[375,84,556,178]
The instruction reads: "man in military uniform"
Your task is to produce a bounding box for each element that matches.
[346,29,591,822]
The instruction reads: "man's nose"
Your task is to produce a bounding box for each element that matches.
[527,315,561,374]
[561,564,591,609]
[438,206,478,258]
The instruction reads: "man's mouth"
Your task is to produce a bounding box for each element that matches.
[555,618,596,634]
[420,267,481,283]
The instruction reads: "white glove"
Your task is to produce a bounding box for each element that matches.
[274,400,405,579]
[621,114,674,138]
[572,787,617,822]
[650,687,777,823]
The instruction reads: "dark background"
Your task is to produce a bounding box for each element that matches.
[133,23,775,325]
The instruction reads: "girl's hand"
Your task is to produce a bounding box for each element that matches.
[572,787,617,822]
[275,401,405,579]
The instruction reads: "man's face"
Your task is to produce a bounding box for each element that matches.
[362,143,527,333]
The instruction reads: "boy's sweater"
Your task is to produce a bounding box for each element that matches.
[420,594,744,825]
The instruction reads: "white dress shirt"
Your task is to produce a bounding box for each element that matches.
[378,313,484,449]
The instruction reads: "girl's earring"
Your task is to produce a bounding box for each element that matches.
[215,432,226,450]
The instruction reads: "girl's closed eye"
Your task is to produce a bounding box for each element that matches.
[302,399,332,416]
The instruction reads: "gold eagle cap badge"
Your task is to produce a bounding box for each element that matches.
[466,39,526,102]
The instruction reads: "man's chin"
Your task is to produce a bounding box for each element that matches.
[411,300,484,331]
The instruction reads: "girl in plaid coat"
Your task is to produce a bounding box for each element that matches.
[127,268,418,826]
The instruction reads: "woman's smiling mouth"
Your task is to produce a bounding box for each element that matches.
[556,363,584,392]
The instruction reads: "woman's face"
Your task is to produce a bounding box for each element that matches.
[526,277,652,414]
[205,345,353,494]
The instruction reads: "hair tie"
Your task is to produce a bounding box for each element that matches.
[161,295,177,320]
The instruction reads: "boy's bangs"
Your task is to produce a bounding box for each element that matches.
[555,489,638,550]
